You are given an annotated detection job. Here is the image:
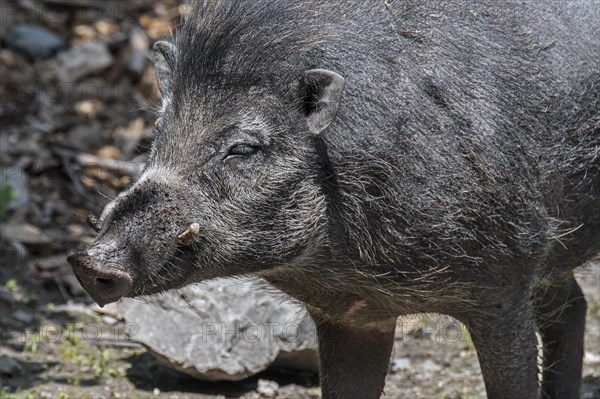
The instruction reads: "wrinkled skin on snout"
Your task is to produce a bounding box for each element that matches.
[69,182,205,305]
[67,44,343,306]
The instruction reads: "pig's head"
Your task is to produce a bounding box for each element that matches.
[67,40,346,306]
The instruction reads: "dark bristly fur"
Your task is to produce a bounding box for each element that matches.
[68,1,599,398]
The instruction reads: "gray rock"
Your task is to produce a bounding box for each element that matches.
[0,355,22,377]
[52,302,97,319]
[0,288,15,323]
[422,359,442,372]
[1,164,29,214]
[67,120,105,150]
[581,376,600,399]
[12,309,34,324]
[391,357,412,372]
[0,288,15,303]
[3,24,65,60]
[127,27,149,77]
[54,40,113,82]
[0,223,51,245]
[257,379,279,398]
[118,277,318,381]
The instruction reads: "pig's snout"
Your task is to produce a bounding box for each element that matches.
[67,251,133,307]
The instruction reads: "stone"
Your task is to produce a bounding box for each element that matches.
[1,164,29,215]
[581,376,600,399]
[3,24,65,60]
[54,40,113,82]
[12,309,34,324]
[52,302,97,319]
[0,355,22,377]
[0,223,51,245]
[66,120,105,151]
[127,27,149,77]
[118,277,318,381]
[90,302,122,319]
[391,357,412,372]
[585,351,600,364]
[0,288,15,323]
[422,359,442,372]
[257,379,279,398]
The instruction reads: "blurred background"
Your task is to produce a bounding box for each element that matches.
[0,1,598,398]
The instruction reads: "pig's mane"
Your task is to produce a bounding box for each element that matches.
[171,0,350,100]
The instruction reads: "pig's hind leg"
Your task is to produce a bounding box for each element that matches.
[534,273,587,399]
[460,290,540,399]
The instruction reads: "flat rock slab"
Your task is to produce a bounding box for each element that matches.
[3,24,66,60]
[118,278,318,381]
[52,40,113,82]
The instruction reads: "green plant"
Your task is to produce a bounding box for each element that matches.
[0,387,37,399]
[60,341,79,362]
[93,348,114,378]
[0,387,14,399]
[0,183,16,220]
[441,391,474,399]
[460,323,474,348]
[24,333,40,353]
[23,289,38,304]
[66,375,81,386]
[4,278,18,291]
[108,366,127,377]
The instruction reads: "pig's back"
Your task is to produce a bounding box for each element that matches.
[314,0,599,271]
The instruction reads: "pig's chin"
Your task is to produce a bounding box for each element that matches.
[128,275,193,298]
[128,246,200,298]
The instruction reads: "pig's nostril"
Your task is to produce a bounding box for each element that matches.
[86,272,133,307]
[95,277,114,287]
[68,251,133,307]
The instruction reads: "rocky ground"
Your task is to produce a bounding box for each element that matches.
[1,1,599,398]
[0,265,598,399]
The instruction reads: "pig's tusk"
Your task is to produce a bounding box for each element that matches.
[87,212,101,232]
[178,223,200,246]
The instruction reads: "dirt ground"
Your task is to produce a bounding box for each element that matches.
[0,264,598,399]
[1,1,599,398]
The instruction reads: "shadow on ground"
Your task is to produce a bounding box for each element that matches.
[126,351,319,396]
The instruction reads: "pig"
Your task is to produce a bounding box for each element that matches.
[68,1,600,398]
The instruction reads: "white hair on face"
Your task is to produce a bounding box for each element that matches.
[159,96,171,115]
[98,164,181,226]
[135,165,180,186]
[238,112,275,146]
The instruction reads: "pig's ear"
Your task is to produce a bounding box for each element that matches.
[153,41,177,97]
[299,69,345,136]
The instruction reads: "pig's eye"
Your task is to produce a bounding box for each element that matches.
[224,144,258,160]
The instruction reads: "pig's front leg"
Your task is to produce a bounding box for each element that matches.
[309,312,397,399]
